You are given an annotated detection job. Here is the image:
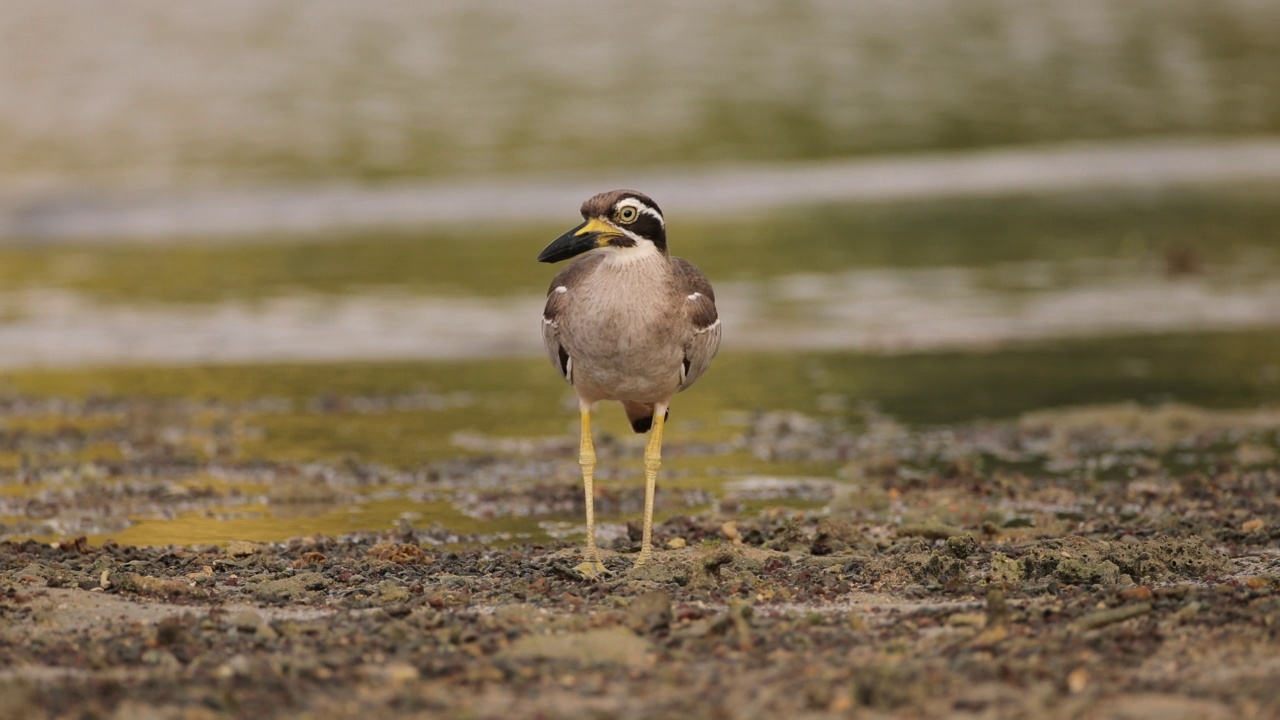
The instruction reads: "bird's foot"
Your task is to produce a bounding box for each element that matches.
[572,559,611,579]
[633,548,654,568]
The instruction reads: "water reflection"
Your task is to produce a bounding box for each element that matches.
[3,258,1279,368]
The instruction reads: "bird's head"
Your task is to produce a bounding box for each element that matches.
[537,190,667,263]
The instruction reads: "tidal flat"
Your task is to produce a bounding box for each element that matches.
[2,167,1279,716]
[5,1,1280,714]
[1,331,1279,718]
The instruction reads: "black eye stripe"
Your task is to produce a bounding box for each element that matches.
[614,202,660,224]
[630,214,662,240]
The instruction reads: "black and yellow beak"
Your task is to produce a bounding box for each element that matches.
[537,218,618,263]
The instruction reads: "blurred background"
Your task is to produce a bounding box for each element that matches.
[4,1,1280,186]
[1,0,1279,365]
[1,0,1279,543]
[3,0,1280,357]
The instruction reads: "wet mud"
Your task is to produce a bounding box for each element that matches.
[3,401,1279,718]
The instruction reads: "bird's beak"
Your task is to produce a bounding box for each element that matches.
[537,218,617,263]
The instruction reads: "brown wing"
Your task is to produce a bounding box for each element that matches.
[672,257,721,390]
[540,254,603,385]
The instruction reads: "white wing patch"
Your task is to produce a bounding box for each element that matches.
[696,318,721,334]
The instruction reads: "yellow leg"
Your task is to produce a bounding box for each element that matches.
[573,403,608,578]
[635,404,667,567]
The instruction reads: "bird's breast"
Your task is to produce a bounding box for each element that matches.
[558,260,685,401]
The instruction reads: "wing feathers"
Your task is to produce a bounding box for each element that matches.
[672,257,721,390]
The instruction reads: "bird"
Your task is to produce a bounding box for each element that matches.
[538,189,721,577]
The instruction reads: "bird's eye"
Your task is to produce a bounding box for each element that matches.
[616,206,639,224]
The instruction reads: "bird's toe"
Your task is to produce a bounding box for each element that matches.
[573,559,611,579]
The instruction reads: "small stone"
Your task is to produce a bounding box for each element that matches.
[225,541,259,557]
[666,537,687,550]
[721,522,741,544]
[1242,518,1265,533]
[1066,668,1089,694]
[125,573,204,599]
[1119,585,1154,602]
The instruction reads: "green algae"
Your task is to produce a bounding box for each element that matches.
[2,329,1279,546]
[2,328,1279,441]
[3,183,1279,306]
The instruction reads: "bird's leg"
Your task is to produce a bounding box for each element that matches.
[635,403,668,568]
[573,402,608,578]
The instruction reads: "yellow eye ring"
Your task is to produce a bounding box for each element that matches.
[616,206,639,224]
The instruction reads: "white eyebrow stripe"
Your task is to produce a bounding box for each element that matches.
[614,198,664,227]
[553,286,568,294]
[638,205,664,227]
[687,292,702,301]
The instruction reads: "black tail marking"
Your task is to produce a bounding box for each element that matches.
[628,408,669,434]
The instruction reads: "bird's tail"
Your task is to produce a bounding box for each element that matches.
[622,402,668,434]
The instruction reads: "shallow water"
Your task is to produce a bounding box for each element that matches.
[4,180,1280,366]
[7,138,1280,242]
[3,1,1279,188]
[2,175,1279,546]
[3,261,1280,368]
[1,329,1278,546]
